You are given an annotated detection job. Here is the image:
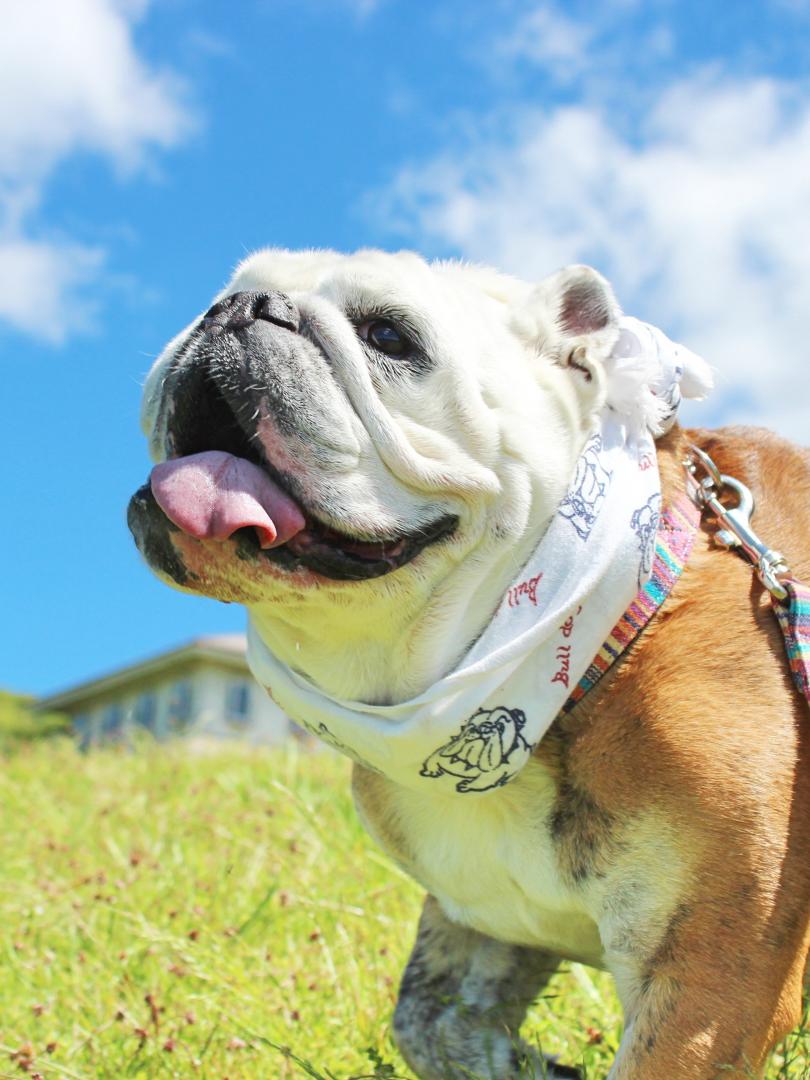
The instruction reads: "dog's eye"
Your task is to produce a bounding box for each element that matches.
[359,319,411,357]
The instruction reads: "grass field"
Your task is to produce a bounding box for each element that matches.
[0,740,807,1080]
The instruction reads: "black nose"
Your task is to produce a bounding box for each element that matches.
[201,290,299,335]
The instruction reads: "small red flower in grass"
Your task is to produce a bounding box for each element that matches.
[586,1026,604,1045]
[31,1004,45,1017]
[226,1037,247,1051]
[162,1038,176,1052]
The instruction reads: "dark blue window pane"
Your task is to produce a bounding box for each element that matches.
[133,692,157,731]
[101,703,124,739]
[226,681,250,725]
[167,681,193,731]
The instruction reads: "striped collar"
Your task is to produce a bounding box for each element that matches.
[563,492,701,713]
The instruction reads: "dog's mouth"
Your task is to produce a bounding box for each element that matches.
[145,373,457,582]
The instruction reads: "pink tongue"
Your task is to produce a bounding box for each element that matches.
[150,451,306,549]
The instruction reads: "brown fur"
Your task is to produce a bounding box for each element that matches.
[573,424,810,1076]
[359,425,810,1079]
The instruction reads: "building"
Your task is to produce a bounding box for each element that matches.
[33,635,295,749]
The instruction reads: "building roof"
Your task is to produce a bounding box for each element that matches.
[33,634,250,713]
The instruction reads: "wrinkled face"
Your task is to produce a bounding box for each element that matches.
[129,248,616,692]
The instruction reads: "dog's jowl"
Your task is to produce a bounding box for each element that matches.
[129,247,810,1079]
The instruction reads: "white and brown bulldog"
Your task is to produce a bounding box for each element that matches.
[128,248,810,1079]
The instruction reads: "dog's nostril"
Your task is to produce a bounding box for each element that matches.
[253,292,299,332]
[200,290,299,336]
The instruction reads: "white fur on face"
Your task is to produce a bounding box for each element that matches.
[140,248,617,701]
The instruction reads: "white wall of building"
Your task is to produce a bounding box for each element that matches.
[71,664,291,748]
[189,667,289,745]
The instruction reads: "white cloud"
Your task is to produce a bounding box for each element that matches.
[0,239,105,344]
[493,5,595,81]
[0,0,193,342]
[375,74,810,444]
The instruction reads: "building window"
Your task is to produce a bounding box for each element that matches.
[166,680,193,732]
[225,680,251,727]
[101,703,124,740]
[74,712,93,751]
[133,692,157,732]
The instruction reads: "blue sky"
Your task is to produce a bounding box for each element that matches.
[3,0,809,696]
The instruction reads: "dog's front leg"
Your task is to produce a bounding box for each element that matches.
[603,908,807,1080]
[393,895,579,1079]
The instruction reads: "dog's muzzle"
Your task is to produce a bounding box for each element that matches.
[128,290,458,584]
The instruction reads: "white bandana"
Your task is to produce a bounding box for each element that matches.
[248,319,712,795]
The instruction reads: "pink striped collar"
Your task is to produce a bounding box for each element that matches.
[563,493,701,712]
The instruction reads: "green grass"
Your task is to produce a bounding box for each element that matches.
[0,691,69,753]
[0,740,806,1079]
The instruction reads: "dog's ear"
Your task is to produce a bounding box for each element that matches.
[513,265,620,395]
[552,265,619,337]
[535,264,620,347]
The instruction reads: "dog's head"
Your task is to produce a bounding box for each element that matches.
[128,248,620,700]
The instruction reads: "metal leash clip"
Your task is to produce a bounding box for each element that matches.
[684,444,791,601]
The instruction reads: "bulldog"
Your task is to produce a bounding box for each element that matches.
[128,248,810,1079]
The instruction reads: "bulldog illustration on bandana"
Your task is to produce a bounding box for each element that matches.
[420,706,533,793]
[558,433,612,540]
